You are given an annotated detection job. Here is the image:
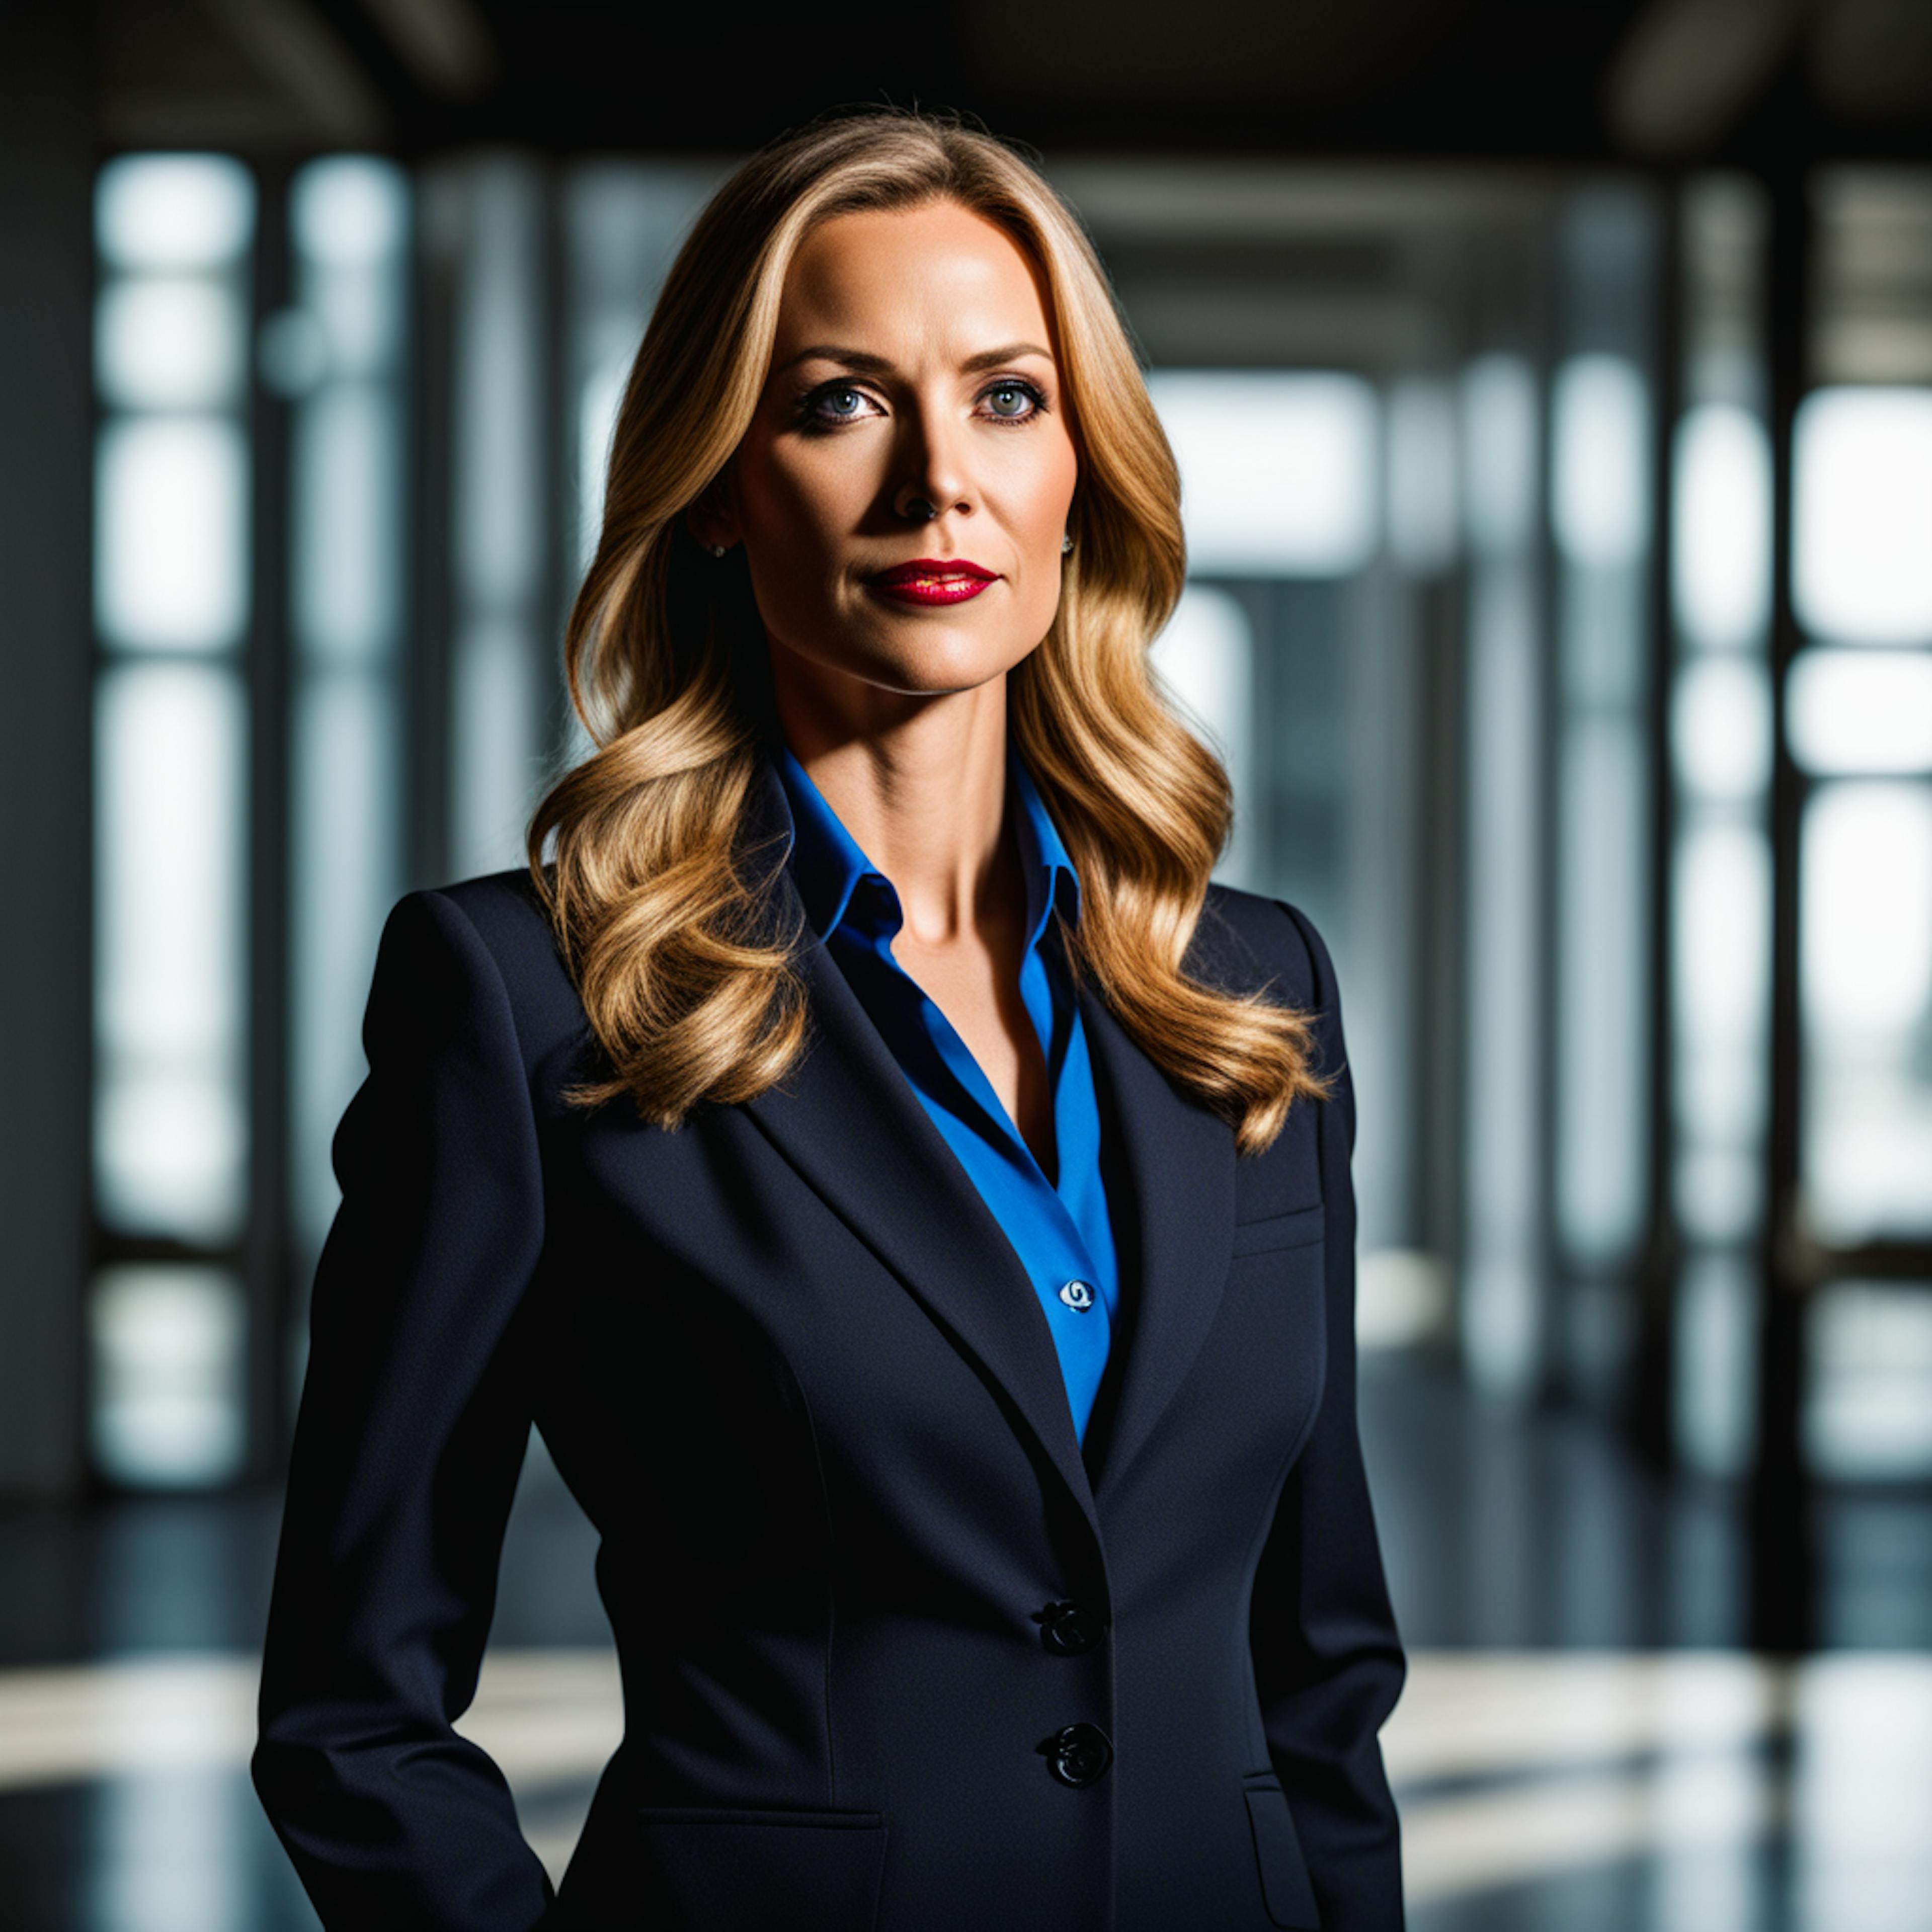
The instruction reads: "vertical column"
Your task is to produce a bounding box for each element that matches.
[1345,453,1424,1269]
[1666,179,1776,1501]
[247,162,293,1477]
[439,156,554,880]
[1755,163,1817,1652]
[559,161,729,764]
[1459,342,1550,1399]
[1390,373,1471,1323]
[89,154,258,1489]
[1632,185,1685,1471]
[0,10,91,1498]
[278,158,413,1408]
[1548,188,1661,1403]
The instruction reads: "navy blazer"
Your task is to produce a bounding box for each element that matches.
[252,752,1406,1931]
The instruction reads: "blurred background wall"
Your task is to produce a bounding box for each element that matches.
[4,2,1932,1926]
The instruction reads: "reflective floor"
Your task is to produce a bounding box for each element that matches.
[6,1648,1930,1929]
[2,1358,1928,1930]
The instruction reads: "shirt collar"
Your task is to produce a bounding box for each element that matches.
[772,737,1082,953]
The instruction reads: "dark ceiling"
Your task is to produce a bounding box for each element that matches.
[90,0,1932,166]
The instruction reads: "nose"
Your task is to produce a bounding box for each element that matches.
[891,400,973,526]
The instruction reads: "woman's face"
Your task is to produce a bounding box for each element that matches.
[705,199,1080,706]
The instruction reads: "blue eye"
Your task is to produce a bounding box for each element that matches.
[981,380,1044,422]
[807,383,874,425]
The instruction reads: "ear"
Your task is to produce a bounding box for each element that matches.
[685,467,741,554]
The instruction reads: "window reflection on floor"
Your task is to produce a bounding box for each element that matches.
[4,1364,1927,1927]
[3,1649,1930,1929]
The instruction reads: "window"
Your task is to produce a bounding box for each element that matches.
[91,155,256,1487]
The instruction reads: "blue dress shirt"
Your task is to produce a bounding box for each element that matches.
[772,738,1121,1442]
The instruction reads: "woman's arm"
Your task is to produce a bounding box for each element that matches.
[1247,902,1407,1928]
[253,889,556,1931]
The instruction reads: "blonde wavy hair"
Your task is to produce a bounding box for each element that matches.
[529,109,1327,1155]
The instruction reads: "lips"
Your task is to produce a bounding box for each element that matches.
[864,557,1000,607]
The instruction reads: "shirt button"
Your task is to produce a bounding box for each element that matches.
[1058,1279,1096,1312]
[1036,1600,1104,1656]
[1041,1722,1113,1788]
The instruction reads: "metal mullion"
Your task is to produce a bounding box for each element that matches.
[244,157,296,1485]
[1751,157,1817,1654]
[408,161,457,895]
[1629,175,1686,1471]
[1527,208,1563,1415]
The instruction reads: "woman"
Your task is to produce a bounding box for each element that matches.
[253,109,1405,1931]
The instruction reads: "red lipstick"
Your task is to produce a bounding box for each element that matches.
[864,558,1000,607]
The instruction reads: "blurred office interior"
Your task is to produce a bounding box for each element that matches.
[4,0,1932,1925]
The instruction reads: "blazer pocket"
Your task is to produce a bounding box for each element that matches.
[1231,1204,1325,1258]
[566,1805,887,1931]
[1241,1774,1321,1929]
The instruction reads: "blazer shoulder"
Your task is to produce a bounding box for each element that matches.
[405,868,592,1083]
[1194,881,1330,1017]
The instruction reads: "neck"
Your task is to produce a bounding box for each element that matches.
[768,641,1014,947]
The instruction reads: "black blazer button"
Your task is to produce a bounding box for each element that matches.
[1042,1722,1113,1788]
[1036,1600,1103,1656]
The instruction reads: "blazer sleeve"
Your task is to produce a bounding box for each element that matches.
[252,889,556,1931]
[1247,901,1407,1928]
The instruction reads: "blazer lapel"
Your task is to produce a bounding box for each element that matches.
[734,756,1100,1538]
[1081,975,1237,1506]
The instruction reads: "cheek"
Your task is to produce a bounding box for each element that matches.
[741,441,871,558]
[1010,432,1079,546]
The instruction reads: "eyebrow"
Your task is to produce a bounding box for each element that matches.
[775,341,1056,378]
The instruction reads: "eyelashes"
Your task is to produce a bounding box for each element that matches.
[978,378,1048,423]
[797,376,1051,431]
[801,382,876,427]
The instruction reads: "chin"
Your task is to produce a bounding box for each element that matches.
[871,629,1037,696]
[792,612,1038,698]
